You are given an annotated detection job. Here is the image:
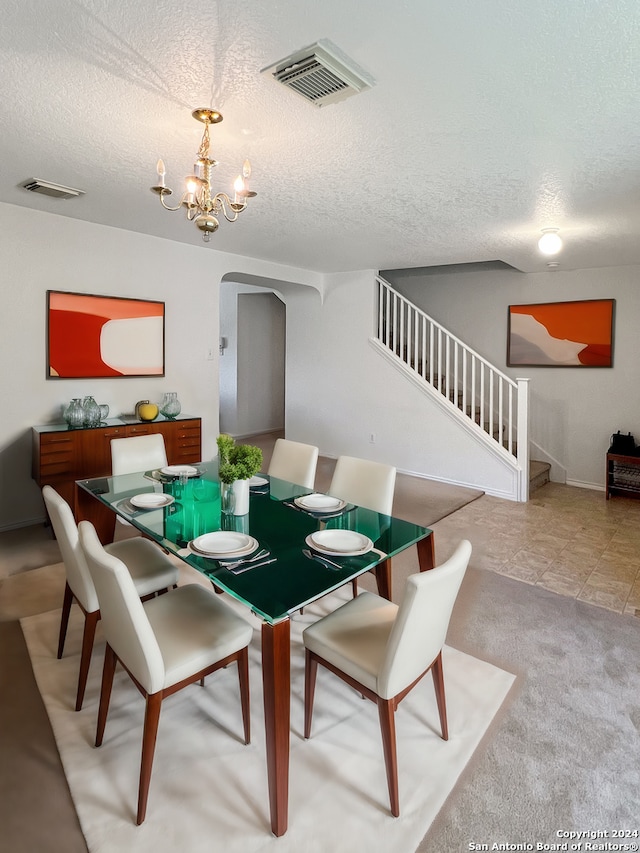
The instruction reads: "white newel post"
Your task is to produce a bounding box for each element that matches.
[516,377,530,502]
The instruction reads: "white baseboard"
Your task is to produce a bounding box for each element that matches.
[565,479,605,492]
[0,515,48,533]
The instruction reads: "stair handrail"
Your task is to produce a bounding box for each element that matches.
[376,275,517,388]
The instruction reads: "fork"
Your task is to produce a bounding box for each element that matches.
[218,548,269,567]
[302,548,344,570]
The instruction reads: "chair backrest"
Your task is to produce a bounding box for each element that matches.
[328,455,396,515]
[378,539,472,699]
[110,433,168,476]
[268,438,319,489]
[78,520,165,694]
[42,485,99,613]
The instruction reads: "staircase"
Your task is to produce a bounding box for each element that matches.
[374,276,548,501]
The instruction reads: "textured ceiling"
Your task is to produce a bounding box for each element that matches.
[2,0,640,274]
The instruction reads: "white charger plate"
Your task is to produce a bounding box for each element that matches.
[160,465,200,478]
[130,493,175,510]
[308,529,373,556]
[250,476,269,488]
[294,494,345,512]
[190,532,258,558]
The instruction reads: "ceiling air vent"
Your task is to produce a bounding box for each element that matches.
[261,40,374,107]
[22,179,85,199]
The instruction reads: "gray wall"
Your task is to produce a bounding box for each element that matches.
[219,285,286,437]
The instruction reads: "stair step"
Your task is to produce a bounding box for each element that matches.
[529,459,550,493]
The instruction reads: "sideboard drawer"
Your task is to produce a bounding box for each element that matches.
[125,424,155,436]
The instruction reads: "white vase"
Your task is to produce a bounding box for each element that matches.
[231,478,250,515]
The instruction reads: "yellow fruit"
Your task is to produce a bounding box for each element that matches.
[138,403,159,422]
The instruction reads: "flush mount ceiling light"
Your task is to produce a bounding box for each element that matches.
[538,228,563,255]
[151,108,256,243]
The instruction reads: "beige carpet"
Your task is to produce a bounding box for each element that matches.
[22,585,515,853]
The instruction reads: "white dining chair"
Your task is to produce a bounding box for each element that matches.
[110,433,169,530]
[267,438,319,489]
[78,520,254,825]
[302,539,472,817]
[328,455,396,515]
[328,455,397,596]
[42,485,179,711]
[110,433,168,475]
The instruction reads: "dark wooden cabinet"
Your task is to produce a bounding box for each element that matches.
[606,452,640,499]
[33,416,202,518]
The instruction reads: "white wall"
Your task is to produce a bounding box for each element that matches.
[8,201,633,529]
[219,285,240,435]
[385,264,640,489]
[0,203,319,530]
[284,271,520,497]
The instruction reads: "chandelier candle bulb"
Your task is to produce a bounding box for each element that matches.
[156,159,165,188]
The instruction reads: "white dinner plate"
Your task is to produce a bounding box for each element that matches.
[190,532,258,557]
[160,465,200,478]
[129,493,175,510]
[295,493,345,512]
[250,476,269,488]
[308,530,373,556]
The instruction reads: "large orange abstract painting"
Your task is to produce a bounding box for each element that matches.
[47,291,165,378]
[507,299,614,367]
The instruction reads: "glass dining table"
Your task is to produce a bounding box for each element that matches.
[75,460,435,837]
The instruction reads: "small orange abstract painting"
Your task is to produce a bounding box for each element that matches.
[507,299,614,367]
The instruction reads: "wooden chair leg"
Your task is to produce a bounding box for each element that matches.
[431,651,448,740]
[137,692,162,825]
[237,647,251,745]
[75,610,99,711]
[351,578,358,597]
[304,650,318,739]
[57,582,74,659]
[377,697,400,817]
[96,644,117,747]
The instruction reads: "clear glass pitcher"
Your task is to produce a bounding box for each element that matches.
[82,395,101,427]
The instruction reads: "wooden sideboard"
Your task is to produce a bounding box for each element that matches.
[33,416,201,520]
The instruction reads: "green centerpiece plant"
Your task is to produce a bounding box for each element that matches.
[216,434,263,485]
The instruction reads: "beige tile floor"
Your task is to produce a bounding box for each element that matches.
[432,482,640,617]
[249,431,640,617]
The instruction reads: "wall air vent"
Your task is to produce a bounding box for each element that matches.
[21,179,85,199]
[261,40,374,107]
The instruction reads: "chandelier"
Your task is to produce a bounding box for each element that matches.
[151,108,256,242]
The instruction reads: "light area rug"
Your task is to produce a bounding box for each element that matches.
[21,588,515,853]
